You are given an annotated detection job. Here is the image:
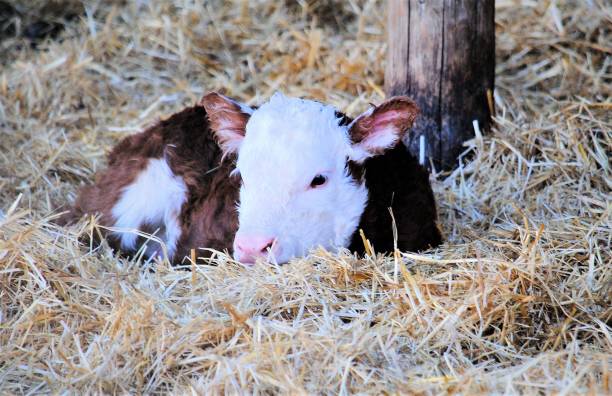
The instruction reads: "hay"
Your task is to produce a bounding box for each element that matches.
[0,0,610,393]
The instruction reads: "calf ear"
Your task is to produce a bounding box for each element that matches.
[200,92,253,155]
[348,96,419,163]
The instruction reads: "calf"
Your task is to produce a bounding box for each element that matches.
[66,92,441,264]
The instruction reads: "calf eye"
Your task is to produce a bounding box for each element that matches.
[310,174,327,188]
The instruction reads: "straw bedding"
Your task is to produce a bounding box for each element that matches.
[0,0,610,394]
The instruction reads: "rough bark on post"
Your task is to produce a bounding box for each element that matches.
[385,0,495,171]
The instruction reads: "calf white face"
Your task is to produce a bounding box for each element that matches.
[202,92,418,264]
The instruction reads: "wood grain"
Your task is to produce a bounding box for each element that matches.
[385,0,495,171]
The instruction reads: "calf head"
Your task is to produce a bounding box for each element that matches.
[201,92,418,264]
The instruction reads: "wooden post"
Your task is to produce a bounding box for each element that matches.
[385,0,495,171]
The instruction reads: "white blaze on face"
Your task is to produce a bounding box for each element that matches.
[235,94,368,262]
[201,92,419,264]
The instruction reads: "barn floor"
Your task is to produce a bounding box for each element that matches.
[1,0,610,394]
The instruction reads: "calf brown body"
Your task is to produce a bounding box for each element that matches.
[66,104,238,263]
[348,144,442,254]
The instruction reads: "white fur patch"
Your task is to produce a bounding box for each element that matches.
[362,126,399,150]
[111,157,187,259]
[216,129,244,154]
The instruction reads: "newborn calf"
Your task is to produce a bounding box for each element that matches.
[66,92,441,264]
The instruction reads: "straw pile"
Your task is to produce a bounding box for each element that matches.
[1,0,610,394]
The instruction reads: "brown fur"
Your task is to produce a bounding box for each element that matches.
[348,144,442,254]
[345,98,442,253]
[64,104,240,263]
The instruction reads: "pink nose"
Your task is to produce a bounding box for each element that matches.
[234,234,279,264]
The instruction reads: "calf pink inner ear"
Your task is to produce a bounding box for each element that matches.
[348,96,419,163]
[200,92,252,155]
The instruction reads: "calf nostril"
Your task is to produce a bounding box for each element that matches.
[260,240,274,253]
